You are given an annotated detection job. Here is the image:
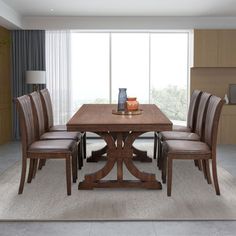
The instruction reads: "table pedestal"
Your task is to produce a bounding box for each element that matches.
[86,142,152,163]
[79,132,162,190]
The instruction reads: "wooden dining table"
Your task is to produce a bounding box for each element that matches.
[67,104,172,190]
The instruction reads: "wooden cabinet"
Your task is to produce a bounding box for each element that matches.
[218,30,236,67]
[218,105,236,144]
[194,30,218,67]
[194,30,236,67]
[192,30,236,144]
[0,26,12,144]
[190,67,236,144]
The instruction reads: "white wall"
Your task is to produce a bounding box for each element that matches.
[22,16,236,30]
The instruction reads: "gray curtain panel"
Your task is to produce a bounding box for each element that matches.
[11,30,46,139]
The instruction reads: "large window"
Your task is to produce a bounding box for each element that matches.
[111,33,149,103]
[71,33,110,113]
[150,33,188,123]
[71,31,189,123]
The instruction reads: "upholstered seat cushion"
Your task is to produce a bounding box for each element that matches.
[172,125,191,132]
[163,140,211,155]
[29,140,76,152]
[40,131,81,141]
[49,125,67,132]
[161,131,200,141]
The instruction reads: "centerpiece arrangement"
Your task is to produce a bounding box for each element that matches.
[112,88,142,115]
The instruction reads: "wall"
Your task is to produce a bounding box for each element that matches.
[0,26,12,144]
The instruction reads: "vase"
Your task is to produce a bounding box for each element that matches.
[117,88,127,111]
[126,97,139,111]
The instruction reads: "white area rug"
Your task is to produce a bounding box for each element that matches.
[0,142,236,220]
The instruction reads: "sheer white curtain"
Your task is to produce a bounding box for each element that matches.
[45,30,72,125]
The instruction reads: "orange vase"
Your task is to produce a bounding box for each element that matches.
[126,97,139,111]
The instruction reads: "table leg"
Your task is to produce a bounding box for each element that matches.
[78,132,161,190]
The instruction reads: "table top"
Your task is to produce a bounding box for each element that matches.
[67,104,172,132]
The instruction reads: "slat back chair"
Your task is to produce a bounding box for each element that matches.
[39,88,55,132]
[162,95,224,196]
[16,95,77,195]
[30,91,46,138]
[29,91,83,171]
[192,92,211,139]
[187,90,203,132]
[40,88,87,160]
[154,90,202,159]
[157,92,212,171]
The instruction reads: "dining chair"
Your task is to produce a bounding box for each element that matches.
[29,91,83,172]
[161,95,224,196]
[157,92,211,172]
[154,90,202,161]
[40,88,87,160]
[16,95,78,195]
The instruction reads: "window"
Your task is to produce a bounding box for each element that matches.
[71,33,110,114]
[69,31,189,123]
[111,33,149,103]
[150,33,188,123]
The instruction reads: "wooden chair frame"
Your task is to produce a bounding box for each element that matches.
[161,96,224,196]
[16,95,78,195]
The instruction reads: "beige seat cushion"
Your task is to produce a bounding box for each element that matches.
[172,125,191,132]
[161,131,200,141]
[163,140,211,156]
[40,131,81,141]
[29,140,76,152]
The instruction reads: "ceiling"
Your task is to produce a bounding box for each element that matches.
[2,0,236,17]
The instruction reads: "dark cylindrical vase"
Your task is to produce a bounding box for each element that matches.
[117,88,127,111]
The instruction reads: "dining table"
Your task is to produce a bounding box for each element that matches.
[67,104,172,190]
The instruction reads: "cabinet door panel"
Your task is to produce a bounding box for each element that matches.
[194,30,218,67]
[218,30,236,67]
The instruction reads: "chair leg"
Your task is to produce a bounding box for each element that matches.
[38,159,44,170]
[38,159,43,170]
[167,157,173,197]
[161,151,167,184]
[42,159,46,166]
[72,147,78,183]
[27,159,35,183]
[158,139,163,170]
[205,159,212,184]
[32,159,39,178]
[202,159,208,180]
[66,157,72,196]
[202,159,212,184]
[153,132,157,159]
[197,160,202,171]
[83,132,87,159]
[78,142,83,170]
[212,158,220,195]
[194,160,203,171]
[18,157,27,194]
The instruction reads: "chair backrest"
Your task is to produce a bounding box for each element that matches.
[16,95,36,151]
[29,91,46,138]
[40,88,54,131]
[204,95,225,149]
[187,90,202,131]
[194,92,211,139]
